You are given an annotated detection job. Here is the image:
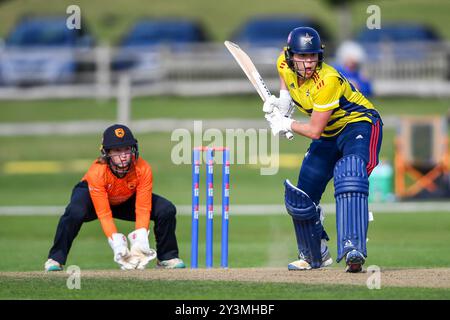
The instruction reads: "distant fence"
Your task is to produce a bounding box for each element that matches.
[0,41,449,100]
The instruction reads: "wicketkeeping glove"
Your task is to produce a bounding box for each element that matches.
[128,228,157,270]
[108,233,136,270]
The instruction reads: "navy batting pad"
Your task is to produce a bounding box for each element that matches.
[334,155,369,262]
[284,179,323,268]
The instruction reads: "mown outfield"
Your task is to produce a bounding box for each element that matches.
[1,213,450,299]
[0,95,449,299]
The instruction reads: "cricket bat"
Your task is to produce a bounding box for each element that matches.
[224,40,294,140]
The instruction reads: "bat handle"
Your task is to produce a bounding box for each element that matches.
[284,131,294,140]
[284,103,295,140]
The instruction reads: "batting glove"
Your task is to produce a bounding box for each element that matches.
[128,228,157,270]
[262,90,292,116]
[108,233,136,270]
[265,107,294,137]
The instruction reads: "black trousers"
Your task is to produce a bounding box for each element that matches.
[48,181,180,265]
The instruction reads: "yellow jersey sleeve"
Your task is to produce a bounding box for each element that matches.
[311,76,342,112]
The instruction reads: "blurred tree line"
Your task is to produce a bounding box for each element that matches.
[323,0,359,41]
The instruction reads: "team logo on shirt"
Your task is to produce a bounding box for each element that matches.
[128,182,136,189]
[115,128,125,138]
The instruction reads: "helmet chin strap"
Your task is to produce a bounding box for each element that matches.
[107,156,133,178]
[102,146,138,178]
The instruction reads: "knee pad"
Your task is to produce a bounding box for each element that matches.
[334,155,369,262]
[284,179,324,268]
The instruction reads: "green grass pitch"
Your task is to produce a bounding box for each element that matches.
[1,213,450,299]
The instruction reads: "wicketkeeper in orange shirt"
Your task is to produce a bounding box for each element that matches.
[45,124,185,271]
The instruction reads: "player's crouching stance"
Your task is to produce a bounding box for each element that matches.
[264,27,383,273]
[44,124,185,271]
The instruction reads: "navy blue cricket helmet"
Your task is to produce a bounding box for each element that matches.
[100,124,139,176]
[101,124,138,152]
[285,26,325,74]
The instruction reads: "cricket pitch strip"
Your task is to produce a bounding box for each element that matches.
[1,267,450,288]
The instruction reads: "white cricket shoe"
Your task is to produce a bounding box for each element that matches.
[288,254,333,270]
[288,259,314,270]
[44,258,63,272]
[288,240,333,270]
[156,258,186,269]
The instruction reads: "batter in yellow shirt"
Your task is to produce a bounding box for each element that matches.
[277,51,381,137]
